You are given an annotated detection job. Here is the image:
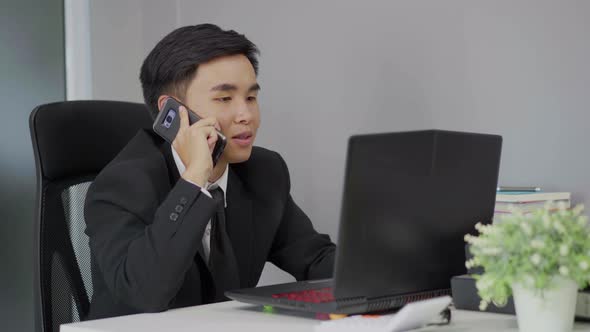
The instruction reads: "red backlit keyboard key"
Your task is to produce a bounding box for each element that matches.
[272,288,335,303]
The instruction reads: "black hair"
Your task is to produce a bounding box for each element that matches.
[139,24,259,118]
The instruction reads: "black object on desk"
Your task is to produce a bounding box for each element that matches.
[228,130,503,314]
[451,275,515,315]
[451,274,590,321]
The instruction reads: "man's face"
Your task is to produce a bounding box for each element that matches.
[183,54,260,164]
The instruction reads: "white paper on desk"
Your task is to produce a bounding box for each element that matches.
[314,296,452,332]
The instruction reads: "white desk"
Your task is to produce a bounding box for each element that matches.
[61,301,590,332]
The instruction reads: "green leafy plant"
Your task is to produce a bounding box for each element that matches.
[465,202,590,310]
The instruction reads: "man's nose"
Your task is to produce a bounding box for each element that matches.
[234,100,252,124]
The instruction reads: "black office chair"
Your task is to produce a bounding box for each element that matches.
[29,100,152,332]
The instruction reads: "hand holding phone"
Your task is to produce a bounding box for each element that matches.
[153,97,227,187]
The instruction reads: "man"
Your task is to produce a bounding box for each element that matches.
[84,24,336,320]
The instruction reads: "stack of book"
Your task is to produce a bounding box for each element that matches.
[494,187,571,222]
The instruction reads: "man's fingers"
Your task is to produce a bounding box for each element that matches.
[178,106,189,130]
[197,126,216,151]
[203,127,218,143]
[191,116,218,129]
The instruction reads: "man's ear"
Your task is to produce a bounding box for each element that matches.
[157,95,171,111]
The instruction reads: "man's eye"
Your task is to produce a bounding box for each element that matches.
[247,96,257,102]
[215,97,232,102]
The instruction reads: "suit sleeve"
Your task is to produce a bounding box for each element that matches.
[268,154,336,281]
[84,164,216,312]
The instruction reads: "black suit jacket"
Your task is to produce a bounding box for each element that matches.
[84,129,336,320]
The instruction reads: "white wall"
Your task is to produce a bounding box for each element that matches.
[88,0,590,285]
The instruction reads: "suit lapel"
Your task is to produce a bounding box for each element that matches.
[225,168,253,287]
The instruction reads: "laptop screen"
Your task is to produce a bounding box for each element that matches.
[333,130,502,299]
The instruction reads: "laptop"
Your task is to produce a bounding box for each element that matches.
[226,130,502,314]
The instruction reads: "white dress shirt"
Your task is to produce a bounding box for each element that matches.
[172,147,228,264]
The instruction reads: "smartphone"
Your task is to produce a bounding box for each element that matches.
[153,97,227,166]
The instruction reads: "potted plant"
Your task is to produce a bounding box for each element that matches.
[465,202,590,332]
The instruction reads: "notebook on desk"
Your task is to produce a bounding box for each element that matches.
[226,130,502,314]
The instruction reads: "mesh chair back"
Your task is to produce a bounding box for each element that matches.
[29,100,152,332]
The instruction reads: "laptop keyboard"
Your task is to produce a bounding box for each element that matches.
[272,287,335,303]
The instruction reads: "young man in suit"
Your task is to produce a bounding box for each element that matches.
[83,24,336,320]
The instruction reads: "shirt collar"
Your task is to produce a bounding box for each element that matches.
[171,146,228,207]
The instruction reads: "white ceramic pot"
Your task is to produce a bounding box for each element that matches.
[512,276,578,332]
